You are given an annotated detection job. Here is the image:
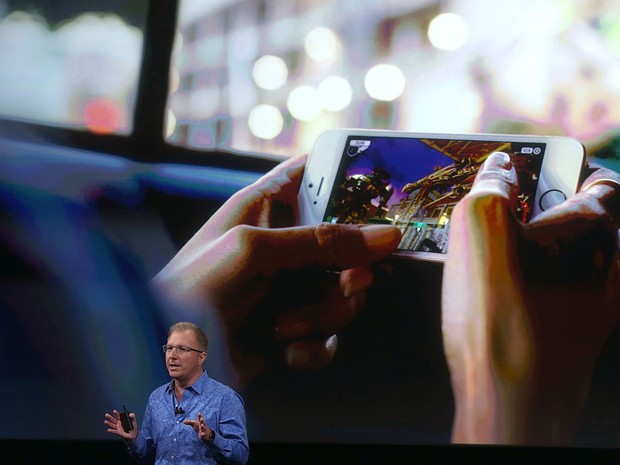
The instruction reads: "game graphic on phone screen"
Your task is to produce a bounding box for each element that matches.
[324,136,546,254]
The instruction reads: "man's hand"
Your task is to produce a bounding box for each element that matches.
[103,409,138,441]
[184,412,213,443]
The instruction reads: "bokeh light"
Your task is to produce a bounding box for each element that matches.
[305,27,340,62]
[252,55,288,90]
[364,64,406,101]
[287,85,322,121]
[165,109,177,139]
[83,98,121,134]
[248,104,284,139]
[318,76,353,112]
[427,13,469,51]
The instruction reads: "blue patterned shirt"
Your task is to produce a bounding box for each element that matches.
[126,371,249,465]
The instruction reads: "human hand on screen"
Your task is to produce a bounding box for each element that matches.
[104,409,138,442]
[442,151,620,445]
[151,154,401,389]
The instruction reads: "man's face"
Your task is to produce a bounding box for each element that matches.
[165,330,205,385]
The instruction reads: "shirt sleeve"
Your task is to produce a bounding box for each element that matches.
[126,395,157,464]
[207,390,249,465]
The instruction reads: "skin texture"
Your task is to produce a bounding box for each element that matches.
[150,154,402,390]
[442,152,620,445]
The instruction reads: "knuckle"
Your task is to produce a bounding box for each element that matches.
[314,222,337,243]
[228,224,262,259]
[313,223,340,258]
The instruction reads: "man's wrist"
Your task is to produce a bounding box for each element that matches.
[122,436,137,446]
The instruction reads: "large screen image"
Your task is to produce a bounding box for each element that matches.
[1,138,619,450]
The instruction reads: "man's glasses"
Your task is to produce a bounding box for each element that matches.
[162,344,204,354]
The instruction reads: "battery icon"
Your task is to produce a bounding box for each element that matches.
[521,147,533,154]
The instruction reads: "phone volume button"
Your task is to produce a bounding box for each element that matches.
[316,177,324,196]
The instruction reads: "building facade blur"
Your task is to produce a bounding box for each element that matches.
[168,0,620,158]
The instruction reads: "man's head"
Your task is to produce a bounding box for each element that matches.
[164,322,208,387]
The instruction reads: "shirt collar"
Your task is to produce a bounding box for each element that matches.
[165,370,209,394]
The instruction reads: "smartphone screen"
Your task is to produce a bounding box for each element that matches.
[323,136,547,255]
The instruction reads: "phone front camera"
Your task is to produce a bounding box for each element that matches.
[347,146,359,155]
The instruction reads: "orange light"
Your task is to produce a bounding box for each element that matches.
[84,98,121,134]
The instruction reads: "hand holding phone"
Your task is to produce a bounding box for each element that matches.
[442,152,620,446]
[298,129,585,261]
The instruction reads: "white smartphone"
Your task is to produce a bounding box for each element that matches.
[298,129,586,262]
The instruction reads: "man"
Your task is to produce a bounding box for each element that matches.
[104,322,249,465]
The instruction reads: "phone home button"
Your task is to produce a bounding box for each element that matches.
[538,189,567,211]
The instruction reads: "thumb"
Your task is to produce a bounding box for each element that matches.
[201,154,307,240]
[183,419,198,429]
[251,223,401,275]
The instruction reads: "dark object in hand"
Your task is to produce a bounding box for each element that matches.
[120,405,134,433]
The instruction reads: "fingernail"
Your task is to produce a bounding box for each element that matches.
[482,151,512,171]
[345,292,364,312]
[285,346,311,368]
[341,271,367,297]
[360,225,401,252]
[276,318,310,338]
[342,278,356,298]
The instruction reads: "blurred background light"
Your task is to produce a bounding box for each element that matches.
[305,26,340,62]
[318,76,353,112]
[169,68,180,94]
[253,54,288,90]
[287,85,322,121]
[248,104,283,139]
[188,86,220,120]
[364,64,406,101]
[228,26,257,63]
[4,0,620,171]
[165,109,177,139]
[427,13,469,51]
[0,9,142,134]
[83,98,121,134]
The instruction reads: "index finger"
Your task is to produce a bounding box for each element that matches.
[248,223,401,275]
[470,151,518,200]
